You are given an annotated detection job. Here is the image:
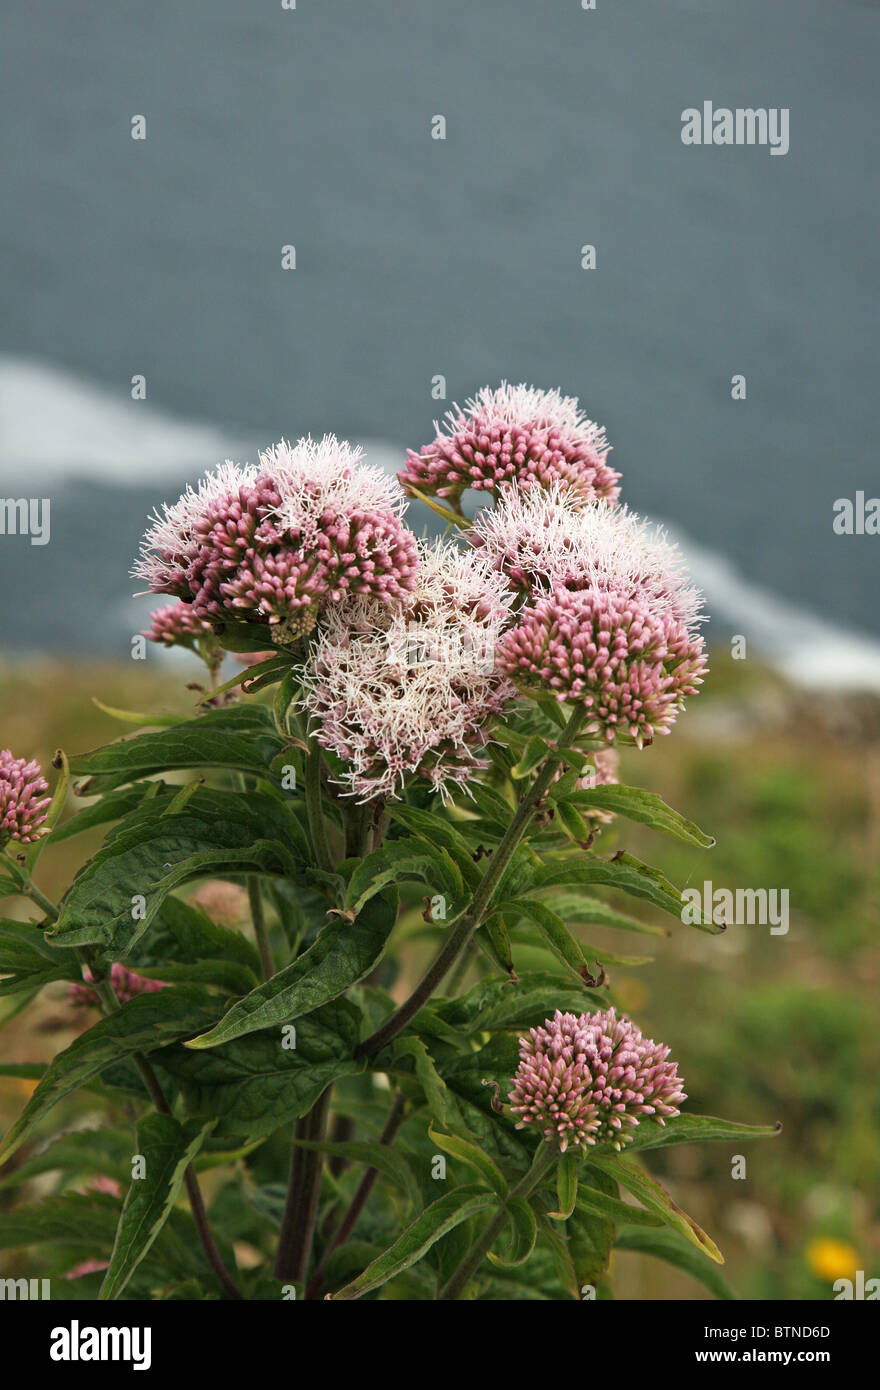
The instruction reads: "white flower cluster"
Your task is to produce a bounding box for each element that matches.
[299,541,516,801]
[469,485,704,630]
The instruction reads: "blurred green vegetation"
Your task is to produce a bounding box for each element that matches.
[1,650,878,1300]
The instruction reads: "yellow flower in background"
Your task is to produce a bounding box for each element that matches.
[806,1237,859,1283]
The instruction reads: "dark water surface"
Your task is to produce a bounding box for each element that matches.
[1,0,878,650]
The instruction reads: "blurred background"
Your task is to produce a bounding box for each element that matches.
[1,0,878,1298]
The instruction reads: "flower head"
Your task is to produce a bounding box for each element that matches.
[142,601,216,650]
[135,437,419,638]
[498,583,706,745]
[399,383,619,505]
[509,1008,686,1153]
[487,495,707,744]
[471,488,702,626]
[0,750,51,845]
[300,540,516,801]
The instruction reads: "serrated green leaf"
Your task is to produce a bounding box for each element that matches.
[0,1128,133,1191]
[100,1114,214,1299]
[70,705,284,792]
[46,788,303,954]
[49,784,158,845]
[387,806,481,887]
[536,890,668,937]
[488,1197,537,1267]
[428,1124,508,1198]
[501,899,598,987]
[0,920,82,995]
[186,890,397,1049]
[533,852,716,930]
[554,800,591,844]
[547,1152,578,1220]
[511,736,551,781]
[430,972,606,1034]
[155,998,364,1142]
[620,1112,783,1154]
[556,784,715,848]
[291,1137,422,1209]
[589,1155,724,1263]
[346,841,464,917]
[0,987,221,1164]
[477,912,516,976]
[330,1190,496,1299]
[390,1036,466,1132]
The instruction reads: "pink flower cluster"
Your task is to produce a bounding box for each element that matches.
[135,437,419,640]
[498,583,706,746]
[142,601,215,650]
[0,749,51,845]
[399,384,620,505]
[68,962,167,1008]
[509,1008,686,1153]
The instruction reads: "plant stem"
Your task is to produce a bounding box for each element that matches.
[437,1143,557,1300]
[355,704,588,1059]
[305,740,334,874]
[275,1086,332,1287]
[305,1093,406,1300]
[246,874,275,980]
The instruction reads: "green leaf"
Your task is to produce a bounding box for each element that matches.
[186,890,397,1049]
[615,1225,737,1299]
[0,1128,133,1191]
[346,841,463,915]
[565,1201,615,1293]
[0,1191,205,1284]
[554,800,592,845]
[49,784,159,845]
[536,890,667,937]
[589,1155,724,1263]
[575,1183,662,1227]
[428,1123,508,1198]
[290,1138,422,1209]
[330,1190,496,1299]
[511,736,551,781]
[501,900,599,987]
[390,1036,467,1132]
[548,1152,578,1220]
[155,998,364,1143]
[124,894,262,996]
[477,912,516,977]
[0,1191,124,1252]
[429,972,606,1034]
[488,1197,537,1267]
[24,749,70,871]
[0,986,221,1165]
[0,920,82,995]
[387,806,481,888]
[533,852,717,930]
[554,784,715,848]
[90,698,185,728]
[621,1112,783,1155]
[100,1114,214,1300]
[46,788,302,954]
[70,705,284,792]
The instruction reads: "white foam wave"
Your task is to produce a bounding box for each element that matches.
[2,356,878,691]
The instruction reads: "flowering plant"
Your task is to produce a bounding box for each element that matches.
[0,386,778,1301]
